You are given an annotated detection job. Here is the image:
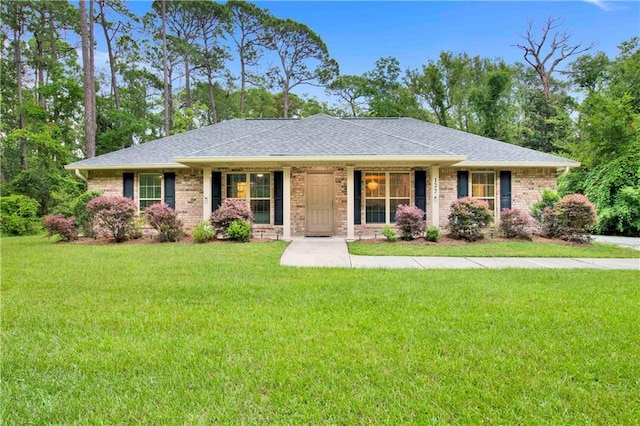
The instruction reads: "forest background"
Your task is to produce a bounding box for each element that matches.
[1,0,639,236]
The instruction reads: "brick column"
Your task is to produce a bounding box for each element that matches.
[202,167,212,220]
[430,166,440,227]
[346,166,354,240]
[283,167,291,240]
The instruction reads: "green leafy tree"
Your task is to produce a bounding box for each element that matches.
[261,17,338,118]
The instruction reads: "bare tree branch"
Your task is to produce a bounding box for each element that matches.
[512,16,593,100]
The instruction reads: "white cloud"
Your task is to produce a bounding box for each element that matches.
[583,0,611,11]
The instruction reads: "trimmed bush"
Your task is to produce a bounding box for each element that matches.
[381,225,397,242]
[499,208,532,240]
[86,195,137,242]
[73,190,101,238]
[538,207,561,238]
[210,199,254,237]
[447,197,493,241]
[192,220,214,243]
[43,214,78,241]
[144,203,184,242]
[0,194,41,236]
[395,204,426,240]
[227,220,252,242]
[426,225,440,242]
[555,194,598,243]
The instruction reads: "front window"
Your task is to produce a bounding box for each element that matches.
[139,173,162,209]
[227,173,271,224]
[365,172,410,224]
[471,171,495,211]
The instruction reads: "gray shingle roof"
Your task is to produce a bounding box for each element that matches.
[66,113,578,169]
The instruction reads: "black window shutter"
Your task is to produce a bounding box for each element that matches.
[212,171,222,212]
[457,171,469,198]
[274,171,283,226]
[414,170,427,218]
[123,173,134,199]
[500,171,512,211]
[354,170,362,225]
[164,172,176,209]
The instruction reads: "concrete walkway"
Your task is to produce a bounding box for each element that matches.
[591,235,640,251]
[280,237,640,270]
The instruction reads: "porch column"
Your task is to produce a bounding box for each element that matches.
[430,166,440,227]
[202,167,212,220]
[283,166,291,240]
[346,166,355,240]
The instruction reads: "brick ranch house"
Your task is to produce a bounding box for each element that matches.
[65,114,579,239]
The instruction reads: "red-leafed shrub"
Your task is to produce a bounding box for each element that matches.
[143,203,184,242]
[395,204,425,240]
[210,199,253,237]
[43,214,78,241]
[555,194,598,243]
[86,195,137,242]
[499,208,532,240]
[447,197,493,241]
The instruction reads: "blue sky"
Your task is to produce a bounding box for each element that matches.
[122,1,639,99]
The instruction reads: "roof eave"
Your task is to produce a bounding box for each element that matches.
[455,160,581,168]
[64,163,189,171]
[174,154,467,166]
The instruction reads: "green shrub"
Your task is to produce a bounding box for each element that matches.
[73,190,101,238]
[426,225,440,242]
[43,214,78,241]
[129,217,144,240]
[227,220,252,242]
[596,186,640,236]
[532,189,561,223]
[0,194,41,236]
[499,208,532,240]
[381,225,397,242]
[532,190,562,238]
[192,220,214,243]
[447,197,493,241]
[144,203,184,242]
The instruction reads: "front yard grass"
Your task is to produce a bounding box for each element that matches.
[349,239,640,258]
[2,236,639,423]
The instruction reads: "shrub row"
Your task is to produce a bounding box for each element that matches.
[32,190,598,245]
[380,192,596,243]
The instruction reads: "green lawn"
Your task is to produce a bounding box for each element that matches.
[3,236,639,423]
[349,239,640,258]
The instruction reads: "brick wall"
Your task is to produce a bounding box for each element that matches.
[436,167,557,228]
[88,166,559,237]
[88,169,204,230]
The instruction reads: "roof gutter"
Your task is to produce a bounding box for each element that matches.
[64,163,189,171]
[456,160,581,168]
[173,154,468,165]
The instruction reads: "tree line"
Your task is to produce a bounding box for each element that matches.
[1,2,638,235]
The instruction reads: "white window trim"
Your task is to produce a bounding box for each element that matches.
[138,173,163,210]
[226,172,271,225]
[364,171,411,225]
[470,171,496,214]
